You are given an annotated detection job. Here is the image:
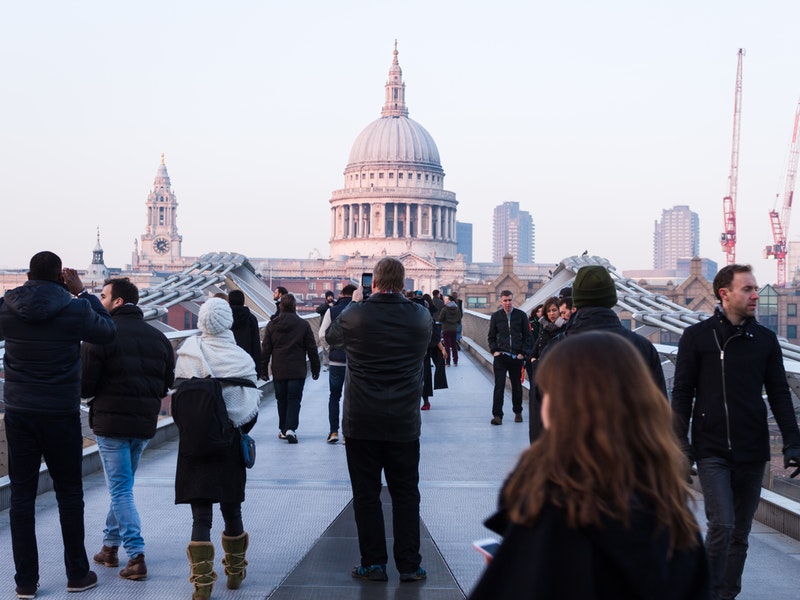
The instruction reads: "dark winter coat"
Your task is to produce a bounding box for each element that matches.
[325,292,432,442]
[174,388,257,505]
[81,304,175,439]
[0,280,115,415]
[469,502,709,600]
[437,301,462,332]
[672,307,800,463]
[261,311,321,380]
[488,307,533,357]
[326,296,352,364]
[231,304,262,378]
[560,306,668,398]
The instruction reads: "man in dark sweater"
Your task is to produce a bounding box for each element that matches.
[81,277,175,581]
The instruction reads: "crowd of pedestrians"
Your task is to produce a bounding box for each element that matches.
[4,251,800,599]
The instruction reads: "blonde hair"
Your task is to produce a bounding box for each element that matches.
[503,331,699,551]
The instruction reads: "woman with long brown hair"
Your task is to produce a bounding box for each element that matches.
[470,331,709,599]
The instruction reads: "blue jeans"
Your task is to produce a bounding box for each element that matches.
[697,457,766,600]
[274,378,306,432]
[5,410,90,587]
[96,435,149,558]
[328,365,345,433]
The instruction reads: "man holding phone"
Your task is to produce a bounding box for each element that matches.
[326,258,431,583]
[0,251,116,597]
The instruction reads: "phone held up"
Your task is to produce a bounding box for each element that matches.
[361,272,372,300]
[472,538,500,561]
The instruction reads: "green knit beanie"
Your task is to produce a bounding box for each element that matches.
[572,266,617,309]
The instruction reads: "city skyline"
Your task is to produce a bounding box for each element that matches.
[3,2,800,284]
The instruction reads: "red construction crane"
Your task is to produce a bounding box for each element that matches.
[765,96,800,287]
[720,49,745,265]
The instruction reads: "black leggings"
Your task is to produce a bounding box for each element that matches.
[190,501,243,541]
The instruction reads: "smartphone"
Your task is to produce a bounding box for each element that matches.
[361,272,373,292]
[472,538,501,560]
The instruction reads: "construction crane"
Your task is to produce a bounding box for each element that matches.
[720,48,745,265]
[765,96,800,287]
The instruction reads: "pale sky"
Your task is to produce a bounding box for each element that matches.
[3,1,800,285]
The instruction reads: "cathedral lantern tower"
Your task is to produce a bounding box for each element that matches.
[138,153,183,268]
[329,42,458,260]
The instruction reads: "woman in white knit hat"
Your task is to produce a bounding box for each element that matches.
[174,297,260,599]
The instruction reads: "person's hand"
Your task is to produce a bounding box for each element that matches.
[784,446,800,478]
[312,373,320,381]
[352,286,364,302]
[516,354,524,360]
[62,268,85,296]
[493,351,500,357]
[683,450,696,483]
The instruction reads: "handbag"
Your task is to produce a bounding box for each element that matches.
[239,427,256,469]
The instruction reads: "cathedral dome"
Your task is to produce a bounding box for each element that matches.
[347,116,441,169]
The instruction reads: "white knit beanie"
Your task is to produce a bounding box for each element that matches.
[198,297,234,335]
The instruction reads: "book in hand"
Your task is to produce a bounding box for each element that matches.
[472,538,501,560]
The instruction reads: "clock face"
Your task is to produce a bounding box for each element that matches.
[153,238,170,254]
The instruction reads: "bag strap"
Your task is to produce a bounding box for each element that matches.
[215,376,257,388]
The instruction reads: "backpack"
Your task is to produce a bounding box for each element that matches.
[171,376,254,458]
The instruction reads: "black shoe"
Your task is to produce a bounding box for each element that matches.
[399,567,427,582]
[286,430,298,444]
[66,571,98,593]
[514,413,523,423]
[15,584,38,599]
[352,564,388,582]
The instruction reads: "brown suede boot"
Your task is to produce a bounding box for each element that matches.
[221,532,249,590]
[93,545,119,567]
[187,542,217,599]
[120,553,147,580]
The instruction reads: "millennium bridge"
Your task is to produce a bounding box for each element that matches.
[1,253,799,599]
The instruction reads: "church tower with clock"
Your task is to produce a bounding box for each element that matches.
[133,153,185,270]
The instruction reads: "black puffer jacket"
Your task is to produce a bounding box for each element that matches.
[261,311,320,380]
[81,304,175,439]
[325,293,432,442]
[672,307,800,463]
[0,280,115,415]
[488,307,533,356]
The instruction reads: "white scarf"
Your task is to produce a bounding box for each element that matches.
[175,330,260,427]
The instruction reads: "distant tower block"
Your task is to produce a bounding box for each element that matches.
[654,205,699,270]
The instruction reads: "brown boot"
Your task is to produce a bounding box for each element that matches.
[221,532,249,590]
[120,553,147,580]
[93,545,119,567]
[187,542,217,599]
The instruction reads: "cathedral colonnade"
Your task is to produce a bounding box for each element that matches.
[330,201,457,241]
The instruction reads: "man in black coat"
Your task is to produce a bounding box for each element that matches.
[228,289,262,379]
[672,264,800,600]
[326,257,432,583]
[81,277,175,581]
[0,251,116,596]
[487,290,532,425]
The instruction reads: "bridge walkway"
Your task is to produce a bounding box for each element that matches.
[1,346,799,598]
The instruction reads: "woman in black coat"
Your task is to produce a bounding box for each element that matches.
[470,332,709,600]
[174,298,260,598]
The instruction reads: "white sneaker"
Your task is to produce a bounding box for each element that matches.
[286,430,298,444]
